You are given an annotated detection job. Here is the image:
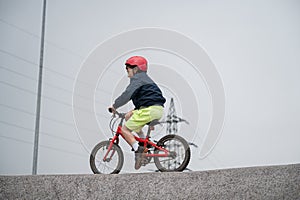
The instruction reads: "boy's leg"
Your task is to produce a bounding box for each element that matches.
[121,125,138,149]
[136,130,145,138]
[122,124,147,169]
[122,110,141,151]
[125,110,133,121]
[123,106,163,169]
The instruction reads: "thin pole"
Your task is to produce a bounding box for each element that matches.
[32,0,47,175]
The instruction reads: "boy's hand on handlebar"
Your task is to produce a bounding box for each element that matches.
[108,106,116,114]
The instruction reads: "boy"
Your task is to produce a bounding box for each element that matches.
[109,56,166,169]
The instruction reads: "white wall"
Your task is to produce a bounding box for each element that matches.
[0,0,299,175]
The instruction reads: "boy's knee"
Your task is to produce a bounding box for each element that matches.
[125,111,133,121]
[121,126,131,134]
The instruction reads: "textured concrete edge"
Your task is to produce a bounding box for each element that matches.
[1,164,300,200]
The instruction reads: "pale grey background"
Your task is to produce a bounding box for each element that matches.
[0,0,299,175]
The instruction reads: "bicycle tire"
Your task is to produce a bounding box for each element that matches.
[154,134,190,172]
[90,141,124,174]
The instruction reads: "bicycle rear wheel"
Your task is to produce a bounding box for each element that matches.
[154,135,190,172]
[90,141,124,174]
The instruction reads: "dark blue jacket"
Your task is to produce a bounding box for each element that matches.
[113,72,166,110]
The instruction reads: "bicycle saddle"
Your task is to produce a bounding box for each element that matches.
[146,119,160,126]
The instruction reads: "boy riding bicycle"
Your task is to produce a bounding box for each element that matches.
[109,56,166,169]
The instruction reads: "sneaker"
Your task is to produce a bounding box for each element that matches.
[134,146,148,170]
[138,141,152,149]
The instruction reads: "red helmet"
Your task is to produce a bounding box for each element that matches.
[125,56,148,71]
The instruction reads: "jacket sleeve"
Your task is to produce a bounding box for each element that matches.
[112,76,141,109]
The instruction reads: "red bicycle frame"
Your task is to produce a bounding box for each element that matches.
[103,122,170,161]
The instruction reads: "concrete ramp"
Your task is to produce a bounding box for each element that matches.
[1,164,299,199]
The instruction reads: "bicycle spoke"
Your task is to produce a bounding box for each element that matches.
[90,141,123,174]
[154,135,190,172]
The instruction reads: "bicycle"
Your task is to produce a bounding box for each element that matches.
[90,109,191,174]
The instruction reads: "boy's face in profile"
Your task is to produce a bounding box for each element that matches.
[126,65,136,78]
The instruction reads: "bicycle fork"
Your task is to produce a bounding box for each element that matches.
[103,134,119,162]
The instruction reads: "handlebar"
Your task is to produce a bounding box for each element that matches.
[108,108,126,119]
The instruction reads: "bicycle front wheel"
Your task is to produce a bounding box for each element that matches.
[154,134,190,172]
[90,141,124,174]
